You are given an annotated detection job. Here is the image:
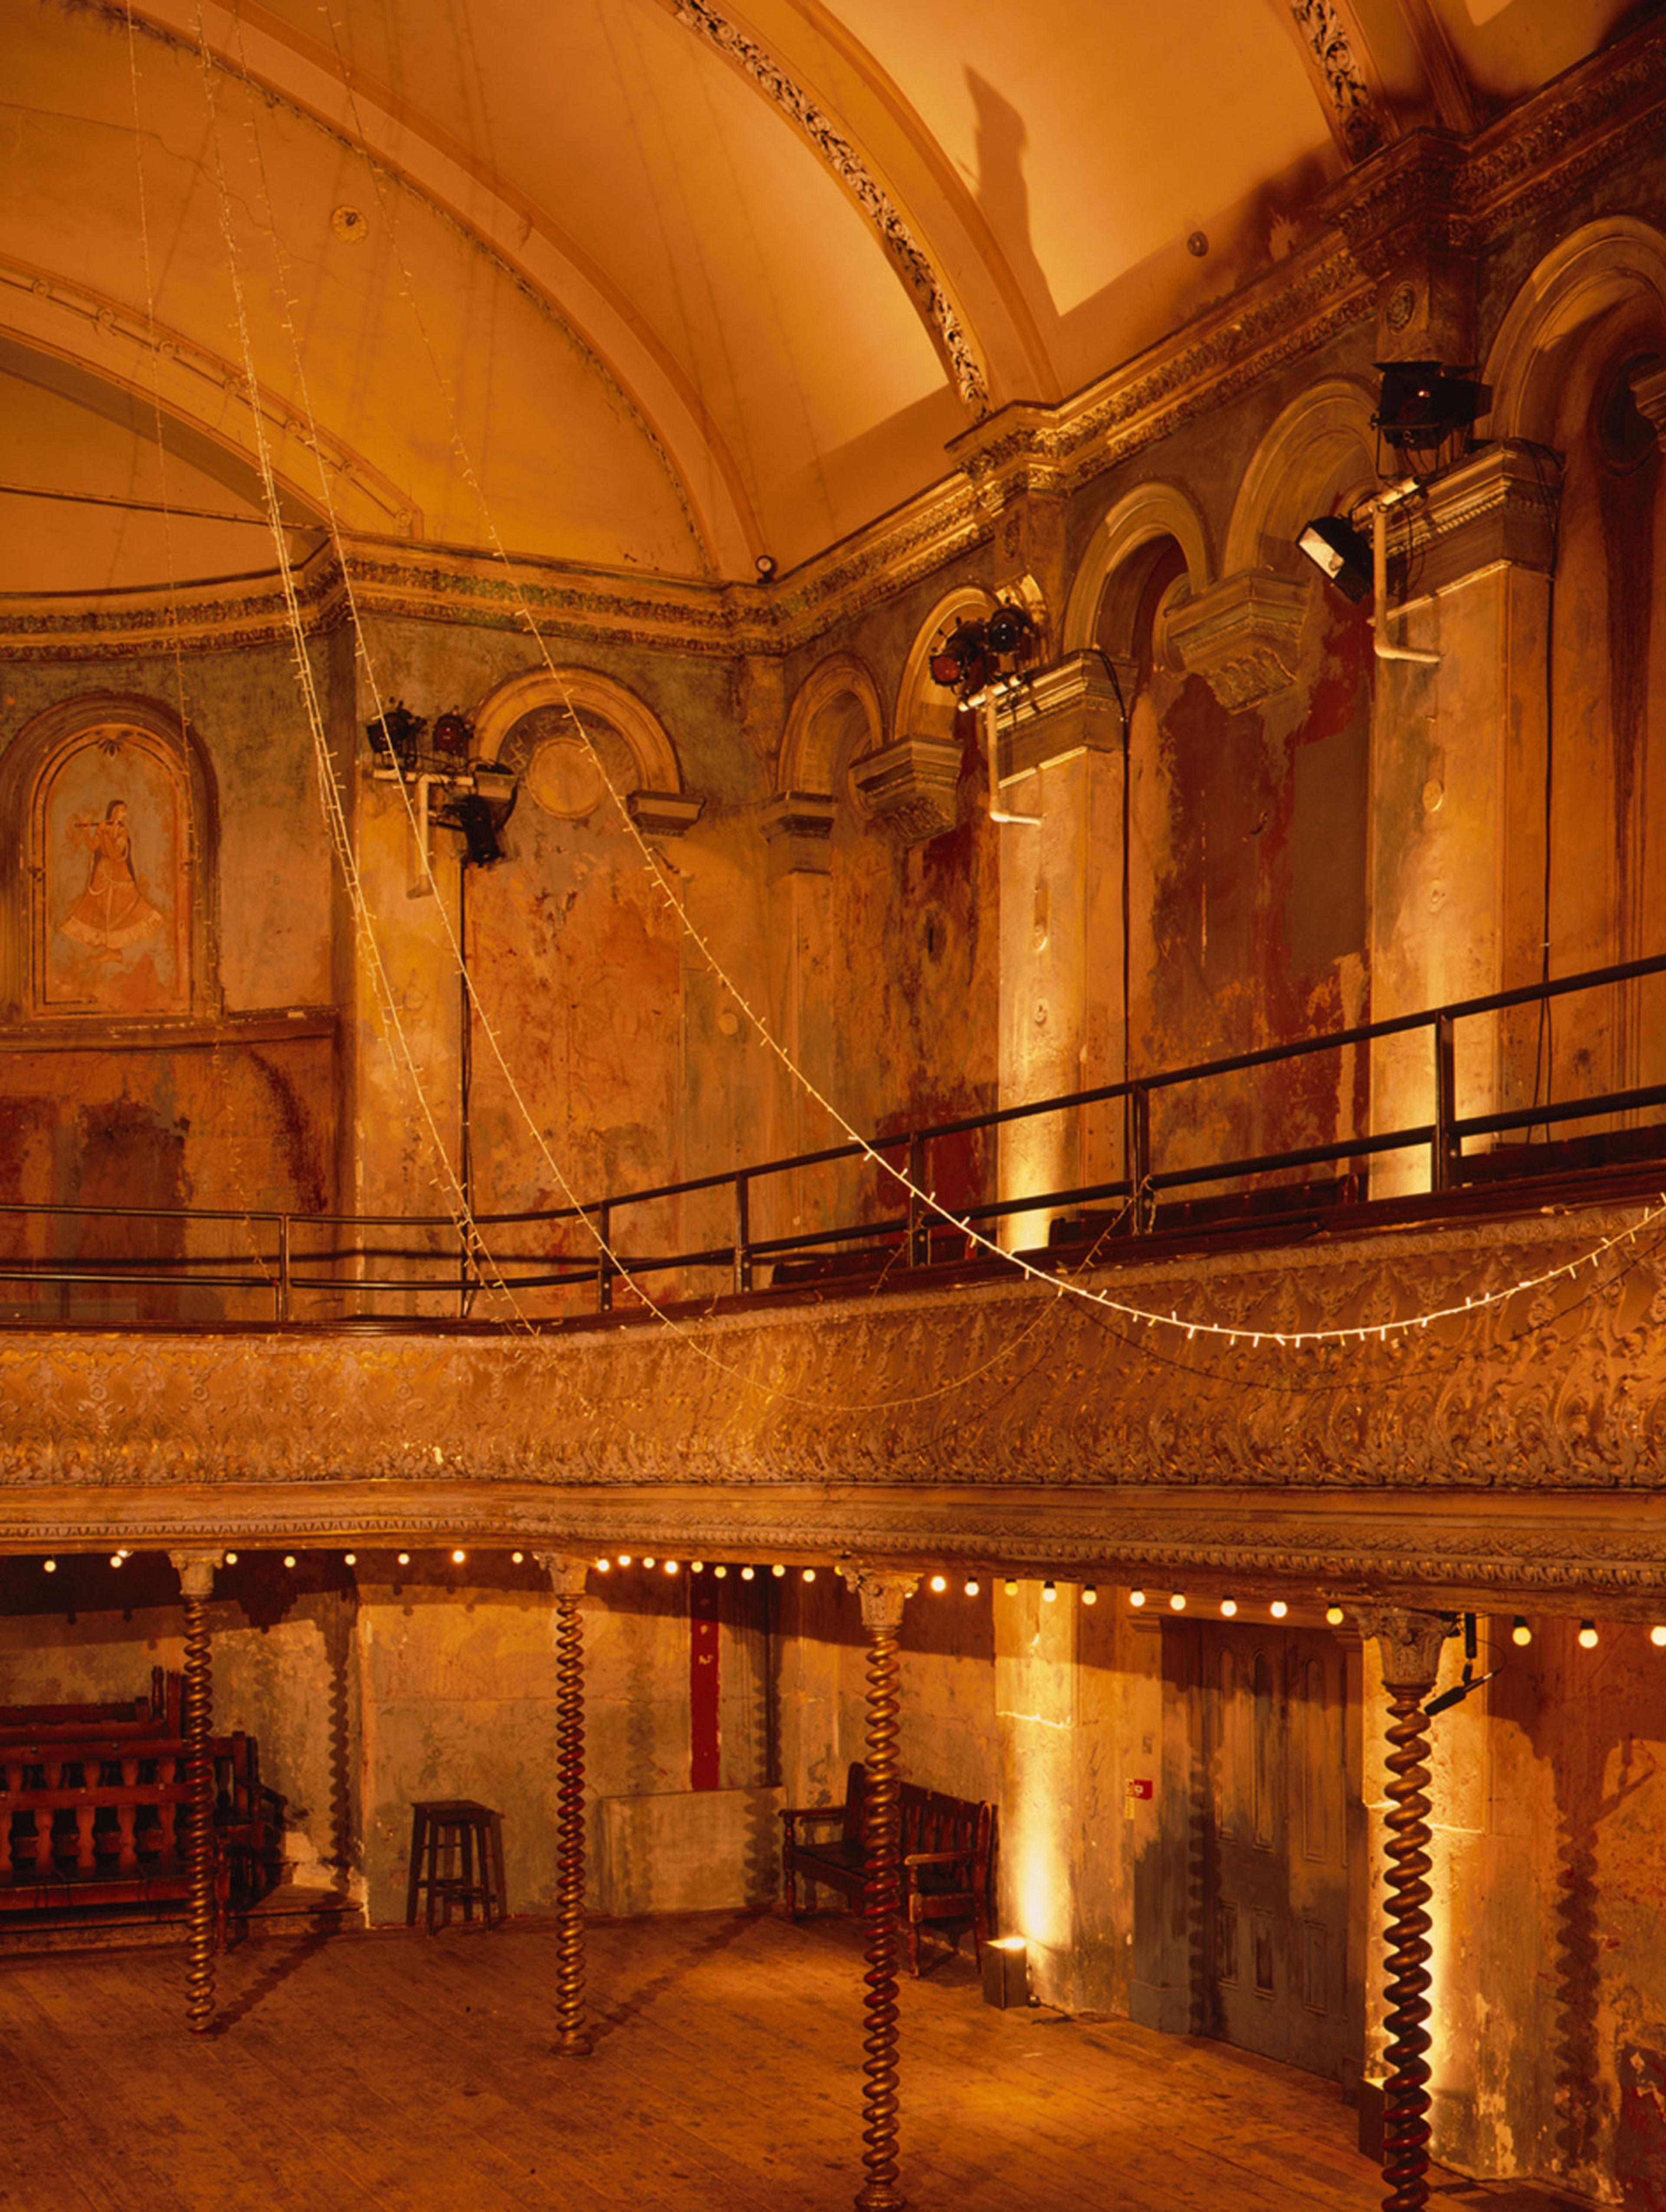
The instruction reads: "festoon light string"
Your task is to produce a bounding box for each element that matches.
[192,1,1666,1367]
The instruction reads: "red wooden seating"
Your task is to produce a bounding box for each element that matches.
[0,1676,283,1930]
[781,1760,996,1975]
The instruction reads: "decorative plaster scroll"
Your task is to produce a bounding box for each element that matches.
[1353,1605,1458,1689]
[670,1,988,413]
[1167,573,1311,712]
[849,737,962,843]
[1288,0,1384,160]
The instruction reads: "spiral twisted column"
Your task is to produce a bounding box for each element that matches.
[168,1550,224,2036]
[841,1567,919,2212]
[537,1554,594,2058]
[1356,1607,1457,2212]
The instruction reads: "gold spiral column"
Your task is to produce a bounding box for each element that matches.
[841,1567,919,2212]
[168,1550,225,2036]
[1356,1607,1457,2212]
[537,1554,594,2058]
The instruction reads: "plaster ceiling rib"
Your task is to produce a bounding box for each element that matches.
[760,0,1061,403]
[124,0,762,579]
[1283,0,1391,159]
[666,0,992,416]
[1378,0,1481,133]
[0,263,397,538]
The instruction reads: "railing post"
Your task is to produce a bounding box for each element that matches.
[1432,1016,1459,1192]
[1127,1083,1151,1233]
[906,1134,929,1268]
[275,1216,291,1324]
[596,1202,613,1315]
[732,1173,753,1297]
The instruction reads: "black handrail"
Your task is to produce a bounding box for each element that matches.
[0,949,1661,1323]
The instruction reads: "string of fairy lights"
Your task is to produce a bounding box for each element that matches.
[28,1547,1666,1655]
[111,15,1666,1390]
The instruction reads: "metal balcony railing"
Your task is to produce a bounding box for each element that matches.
[0,951,1662,1327]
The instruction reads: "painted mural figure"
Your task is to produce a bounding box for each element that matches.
[59,801,164,956]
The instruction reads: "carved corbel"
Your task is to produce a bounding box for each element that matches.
[840,1565,920,1635]
[849,738,963,845]
[626,792,704,838]
[761,790,838,876]
[1167,572,1310,713]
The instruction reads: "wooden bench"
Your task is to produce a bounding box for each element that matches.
[0,1675,284,1933]
[780,1760,996,1976]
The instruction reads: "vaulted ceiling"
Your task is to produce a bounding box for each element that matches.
[0,0,1650,592]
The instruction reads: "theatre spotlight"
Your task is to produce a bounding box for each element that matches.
[1374,360,1490,454]
[1297,514,1373,602]
[984,601,1036,660]
[929,621,990,694]
[449,792,505,868]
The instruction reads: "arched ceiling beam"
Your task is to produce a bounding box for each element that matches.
[660,0,1042,412]
[689,0,1061,404]
[123,0,761,576]
[0,262,403,537]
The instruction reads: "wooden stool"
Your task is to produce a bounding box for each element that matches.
[405,1800,507,1933]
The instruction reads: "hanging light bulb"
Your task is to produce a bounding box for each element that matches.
[1325,1604,1345,1626]
[713,1565,728,1580]
[594,1558,610,1573]
[741,1566,755,1581]
[43,1559,56,1574]
[772,1564,786,1578]
[452,1549,466,1566]
[1220,1597,1238,1618]
[1270,1600,1289,1620]
[643,1556,656,1570]
[1004,1579,1019,1597]
[1169,1593,1187,1612]
[512,1551,525,1565]
[617,1554,632,1567]
[1082,1586,1098,1607]
[663,1560,679,1575]
[1651,1625,1666,1649]
[691,1562,705,1574]
[801,1568,816,1584]
[930,1574,947,1594]
[1511,1617,1533,1647]
[1129,1589,1147,1609]
[397,1551,410,1567]
[964,1579,981,1598]
[283,1554,296,1570]
[1578,1620,1599,1650]
[1042,1581,1057,1603]
[344,1552,357,1567]
[224,1552,238,1565]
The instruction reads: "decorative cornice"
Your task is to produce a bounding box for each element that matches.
[669,0,988,413]
[996,652,1125,783]
[1392,440,1561,601]
[849,736,963,844]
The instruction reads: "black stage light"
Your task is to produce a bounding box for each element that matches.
[1296,514,1373,602]
[451,792,504,867]
[929,621,990,693]
[1374,360,1490,451]
[984,602,1035,659]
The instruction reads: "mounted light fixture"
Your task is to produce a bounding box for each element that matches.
[1374,360,1491,456]
[365,703,519,885]
[1296,514,1372,602]
[928,621,990,694]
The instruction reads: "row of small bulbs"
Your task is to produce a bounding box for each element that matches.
[33,1556,1666,1646]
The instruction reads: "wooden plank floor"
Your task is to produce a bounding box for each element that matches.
[0,1910,1591,2211]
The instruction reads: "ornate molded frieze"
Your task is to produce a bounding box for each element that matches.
[1167,573,1311,712]
[849,737,963,844]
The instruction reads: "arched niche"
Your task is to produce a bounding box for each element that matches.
[0,693,219,1023]
[1062,481,1210,657]
[1223,379,1378,580]
[1485,217,1666,445]
[469,666,698,837]
[777,654,885,798]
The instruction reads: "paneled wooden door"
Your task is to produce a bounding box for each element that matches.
[1199,1623,1359,2082]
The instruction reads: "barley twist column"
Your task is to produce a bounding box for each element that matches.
[537,1553,594,2057]
[1356,1606,1458,2212]
[168,1548,224,2035]
[840,1566,919,2212]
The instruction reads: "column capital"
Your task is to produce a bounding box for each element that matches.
[535,1552,593,1600]
[1354,1604,1459,1691]
[1391,439,1561,596]
[167,1549,222,1600]
[840,1565,919,1635]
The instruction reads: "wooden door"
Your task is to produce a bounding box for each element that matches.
[1201,1623,1354,2081]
